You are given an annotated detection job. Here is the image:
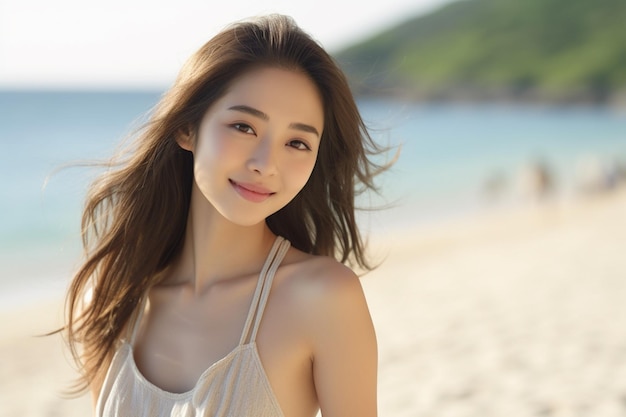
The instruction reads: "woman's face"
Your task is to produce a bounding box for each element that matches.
[183,66,324,226]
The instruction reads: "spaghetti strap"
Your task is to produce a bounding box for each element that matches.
[249,238,290,342]
[239,236,290,345]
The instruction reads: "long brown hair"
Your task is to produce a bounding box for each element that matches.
[63,14,388,393]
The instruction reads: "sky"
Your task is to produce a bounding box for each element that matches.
[0,0,453,89]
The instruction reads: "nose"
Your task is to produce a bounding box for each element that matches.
[246,137,277,176]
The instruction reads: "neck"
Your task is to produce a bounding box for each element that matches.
[166,183,276,295]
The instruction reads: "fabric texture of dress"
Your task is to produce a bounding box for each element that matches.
[96,236,291,417]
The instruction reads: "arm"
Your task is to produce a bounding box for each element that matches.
[307,263,378,417]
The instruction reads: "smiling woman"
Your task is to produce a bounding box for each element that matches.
[57,14,389,417]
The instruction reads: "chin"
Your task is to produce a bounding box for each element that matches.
[217,208,275,228]
[213,196,294,227]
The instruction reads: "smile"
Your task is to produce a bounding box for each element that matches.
[229,179,275,203]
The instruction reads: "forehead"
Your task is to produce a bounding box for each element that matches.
[216,66,324,129]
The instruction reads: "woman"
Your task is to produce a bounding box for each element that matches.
[63,14,386,417]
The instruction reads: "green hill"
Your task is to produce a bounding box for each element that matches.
[335,0,626,103]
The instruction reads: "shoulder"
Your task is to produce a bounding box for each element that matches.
[275,250,378,415]
[276,250,374,345]
[281,251,365,308]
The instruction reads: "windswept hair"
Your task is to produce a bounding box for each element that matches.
[63,14,389,393]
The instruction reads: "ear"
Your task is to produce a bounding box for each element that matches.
[176,126,195,152]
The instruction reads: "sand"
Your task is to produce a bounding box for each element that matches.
[2,188,626,417]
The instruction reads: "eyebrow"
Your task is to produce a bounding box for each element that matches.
[228,105,320,137]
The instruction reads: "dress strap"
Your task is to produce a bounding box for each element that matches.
[239,236,291,345]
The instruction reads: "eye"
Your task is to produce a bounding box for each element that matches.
[231,123,255,135]
[287,139,311,151]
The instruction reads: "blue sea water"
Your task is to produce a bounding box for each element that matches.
[1,91,625,308]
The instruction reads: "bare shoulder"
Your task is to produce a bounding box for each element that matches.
[281,250,366,307]
[276,249,374,343]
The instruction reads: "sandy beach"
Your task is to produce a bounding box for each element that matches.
[2,188,626,417]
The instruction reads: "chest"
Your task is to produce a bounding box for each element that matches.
[132,281,257,393]
[117,260,318,416]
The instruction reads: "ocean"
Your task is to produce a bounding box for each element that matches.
[1,91,625,309]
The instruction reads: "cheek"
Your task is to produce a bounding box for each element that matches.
[285,155,318,191]
[194,129,238,170]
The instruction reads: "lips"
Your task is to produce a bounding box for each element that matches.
[229,179,275,203]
